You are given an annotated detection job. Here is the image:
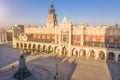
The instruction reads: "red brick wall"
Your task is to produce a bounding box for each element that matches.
[105,36,120,42]
[72,35,81,45]
[84,35,105,42]
[29,33,120,43]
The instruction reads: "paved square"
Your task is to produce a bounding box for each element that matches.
[0,44,120,80]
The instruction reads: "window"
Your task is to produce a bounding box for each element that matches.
[116,34,118,40]
[40,35,42,38]
[63,34,67,42]
[93,37,96,41]
[50,35,52,39]
[106,35,109,39]
[110,38,113,42]
[45,35,47,39]
[76,37,79,42]
[101,37,104,42]
[86,37,89,41]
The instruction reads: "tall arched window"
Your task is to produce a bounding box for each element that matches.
[62,34,67,42]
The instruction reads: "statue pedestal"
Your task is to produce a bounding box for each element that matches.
[12,54,32,80]
[5,75,34,80]
[13,67,32,80]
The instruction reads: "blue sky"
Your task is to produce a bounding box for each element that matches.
[0,0,120,26]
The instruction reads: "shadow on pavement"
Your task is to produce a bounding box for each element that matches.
[107,62,120,80]
[27,54,77,80]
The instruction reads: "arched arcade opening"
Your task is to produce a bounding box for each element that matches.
[79,49,86,59]
[42,45,47,52]
[88,50,96,60]
[23,43,27,52]
[16,43,19,48]
[48,46,53,53]
[72,48,77,57]
[118,54,120,63]
[20,43,23,49]
[37,45,41,52]
[107,52,115,62]
[62,47,67,56]
[24,43,27,49]
[99,51,105,61]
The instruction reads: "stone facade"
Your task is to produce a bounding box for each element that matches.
[13,3,120,63]
[0,29,7,44]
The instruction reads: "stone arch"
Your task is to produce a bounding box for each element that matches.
[20,43,23,49]
[24,43,27,49]
[48,46,53,53]
[75,50,79,57]
[62,47,67,55]
[23,43,27,52]
[54,46,58,54]
[28,44,31,49]
[37,45,41,52]
[16,43,19,48]
[38,45,41,49]
[99,51,105,60]
[79,49,86,58]
[107,52,115,62]
[32,44,37,52]
[42,45,47,52]
[118,54,120,63]
[33,44,36,49]
[88,50,96,59]
[72,48,76,56]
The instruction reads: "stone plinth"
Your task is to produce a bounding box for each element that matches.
[12,54,32,80]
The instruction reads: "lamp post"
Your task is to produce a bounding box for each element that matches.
[54,63,58,80]
[56,63,58,76]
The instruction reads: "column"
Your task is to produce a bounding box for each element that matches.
[58,48,62,56]
[115,54,119,63]
[86,50,89,59]
[78,50,80,57]
[58,29,62,55]
[95,52,99,60]
[80,26,84,46]
[55,28,57,44]
[68,28,72,57]
[13,42,16,48]
[104,50,108,61]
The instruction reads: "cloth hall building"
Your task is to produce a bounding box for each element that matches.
[13,3,120,63]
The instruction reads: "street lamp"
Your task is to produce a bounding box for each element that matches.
[54,63,58,80]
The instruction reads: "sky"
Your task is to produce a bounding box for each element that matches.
[0,0,120,26]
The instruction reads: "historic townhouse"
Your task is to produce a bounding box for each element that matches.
[13,3,120,63]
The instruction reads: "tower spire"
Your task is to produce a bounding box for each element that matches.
[47,1,57,28]
[51,0,53,5]
[49,0,55,14]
